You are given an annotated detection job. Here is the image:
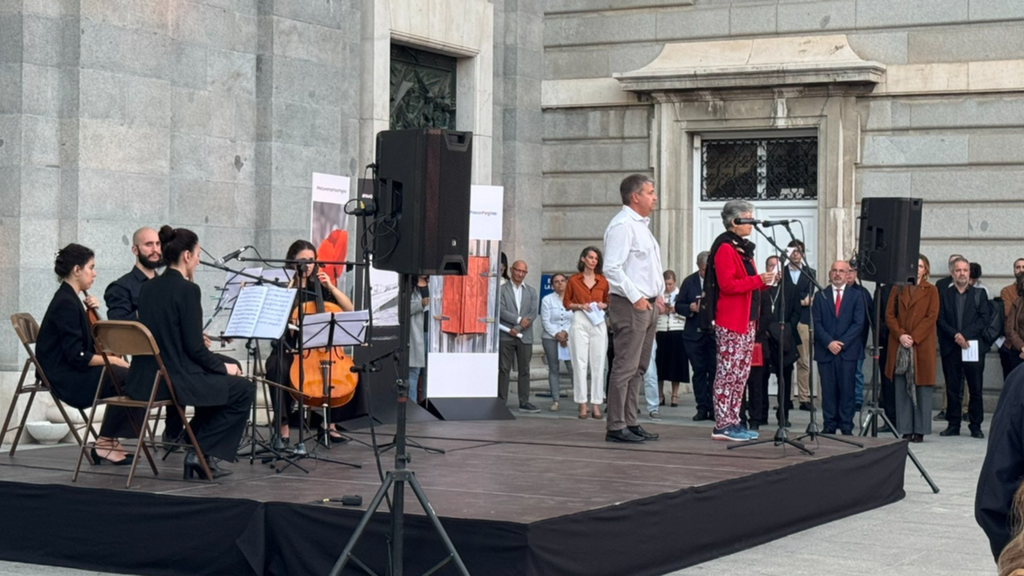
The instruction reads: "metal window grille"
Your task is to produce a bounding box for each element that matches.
[701,137,818,201]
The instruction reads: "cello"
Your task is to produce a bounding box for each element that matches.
[289,266,357,408]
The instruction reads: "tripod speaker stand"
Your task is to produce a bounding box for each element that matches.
[328,274,470,576]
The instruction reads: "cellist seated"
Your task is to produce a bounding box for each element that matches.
[265,240,355,446]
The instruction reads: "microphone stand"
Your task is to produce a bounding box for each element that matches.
[729,223,813,455]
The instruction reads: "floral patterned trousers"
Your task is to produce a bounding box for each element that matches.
[713,322,756,428]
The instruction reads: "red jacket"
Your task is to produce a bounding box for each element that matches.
[713,243,766,333]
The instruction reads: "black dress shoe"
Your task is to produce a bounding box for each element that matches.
[911,434,924,443]
[89,447,134,466]
[692,411,709,422]
[605,429,645,443]
[939,426,960,437]
[748,421,761,430]
[798,402,814,412]
[970,429,985,439]
[933,410,946,421]
[628,425,659,440]
[183,451,233,480]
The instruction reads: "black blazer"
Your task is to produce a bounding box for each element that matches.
[35,282,104,408]
[127,268,231,407]
[676,271,705,341]
[784,265,815,324]
[937,284,991,357]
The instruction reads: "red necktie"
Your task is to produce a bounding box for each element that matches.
[834,289,842,316]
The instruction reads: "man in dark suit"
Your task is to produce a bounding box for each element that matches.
[786,240,816,411]
[498,260,541,412]
[937,257,992,439]
[812,260,865,435]
[676,251,715,421]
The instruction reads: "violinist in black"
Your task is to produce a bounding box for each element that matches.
[36,244,141,465]
[265,240,355,445]
[126,226,254,480]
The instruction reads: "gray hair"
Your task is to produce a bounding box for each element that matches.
[721,200,755,229]
[619,174,654,205]
[950,256,969,269]
[696,251,710,267]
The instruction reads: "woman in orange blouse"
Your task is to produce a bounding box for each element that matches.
[563,246,610,419]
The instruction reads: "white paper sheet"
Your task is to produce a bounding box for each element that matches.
[300,310,370,348]
[557,342,571,361]
[222,286,297,340]
[962,340,979,362]
[499,324,523,340]
[583,302,606,326]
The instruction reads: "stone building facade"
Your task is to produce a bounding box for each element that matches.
[2,0,1022,416]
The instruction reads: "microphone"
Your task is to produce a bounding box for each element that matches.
[732,218,798,227]
[216,246,249,265]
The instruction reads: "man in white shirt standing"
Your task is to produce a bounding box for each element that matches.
[602,174,665,443]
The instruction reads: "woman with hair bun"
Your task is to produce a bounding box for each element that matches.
[36,243,140,465]
[127,226,254,480]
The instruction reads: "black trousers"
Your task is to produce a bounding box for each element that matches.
[164,353,242,437]
[683,334,716,415]
[941,352,985,430]
[1000,347,1024,381]
[187,376,254,461]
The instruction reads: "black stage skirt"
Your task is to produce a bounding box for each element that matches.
[655,330,690,382]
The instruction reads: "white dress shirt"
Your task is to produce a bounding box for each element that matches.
[603,206,665,303]
[512,281,524,323]
[541,292,573,339]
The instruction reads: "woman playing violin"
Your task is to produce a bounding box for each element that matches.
[36,244,140,465]
[265,240,354,445]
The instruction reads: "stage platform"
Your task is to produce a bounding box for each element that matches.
[0,418,907,576]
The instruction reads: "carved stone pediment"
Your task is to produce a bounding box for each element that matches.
[614,34,885,95]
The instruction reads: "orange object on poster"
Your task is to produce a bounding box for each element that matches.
[441,256,490,335]
[317,229,348,282]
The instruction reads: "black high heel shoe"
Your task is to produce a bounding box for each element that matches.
[90,447,133,466]
[183,451,232,480]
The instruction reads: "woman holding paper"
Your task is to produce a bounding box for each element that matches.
[265,240,354,445]
[884,254,939,443]
[127,226,253,479]
[564,247,610,419]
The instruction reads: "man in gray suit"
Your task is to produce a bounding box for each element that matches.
[499,260,541,412]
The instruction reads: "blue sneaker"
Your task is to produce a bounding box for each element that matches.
[711,426,750,442]
[737,425,759,440]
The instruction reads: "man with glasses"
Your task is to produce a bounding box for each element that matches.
[812,260,864,435]
[498,260,541,412]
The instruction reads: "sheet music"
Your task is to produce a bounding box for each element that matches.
[223,286,297,339]
[253,287,298,339]
[301,310,370,348]
[962,340,980,362]
[220,267,264,309]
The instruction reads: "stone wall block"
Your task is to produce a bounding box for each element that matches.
[968,133,1024,164]
[21,15,62,67]
[544,107,649,140]
[21,114,59,167]
[79,119,170,175]
[911,168,1024,202]
[309,23,345,66]
[0,14,23,64]
[21,63,58,117]
[233,183,256,228]
[270,142,340,189]
[908,24,1024,64]
[208,49,256,99]
[126,75,171,129]
[169,178,230,226]
[79,68,126,121]
[543,140,649,173]
[19,165,59,217]
[860,134,968,167]
[171,87,211,135]
[272,0,346,29]
[0,218,18,269]
[0,64,20,113]
[19,217,59,271]
[543,173,633,206]
[207,136,255,184]
[234,95,257,142]
[969,0,1024,20]
[730,4,776,36]
[80,21,170,80]
[859,99,910,131]
[268,182,311,229]
[656,7,730,41]
[271,56,341,108]
[168,41,208,89]
[76,168,169,224]
[543,206,616,240]
[908,97,1024,129]
[855,0,968,28]
[847,32,908,66]
[546,12,656,47]
[543,48,609,81]
[170,0,207,44]
[0,115,21,168]
[170,132,209,180]
[271,14,309,61]
[777,0,855,34]
[208,89,236,139]
[0,167,19,217]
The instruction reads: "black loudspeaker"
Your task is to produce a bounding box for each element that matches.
[857,197,923,285]
[373,129,473,275]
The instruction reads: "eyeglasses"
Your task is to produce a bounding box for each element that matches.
[512,268,527,273]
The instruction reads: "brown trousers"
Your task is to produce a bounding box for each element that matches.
[606,294,658,431]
